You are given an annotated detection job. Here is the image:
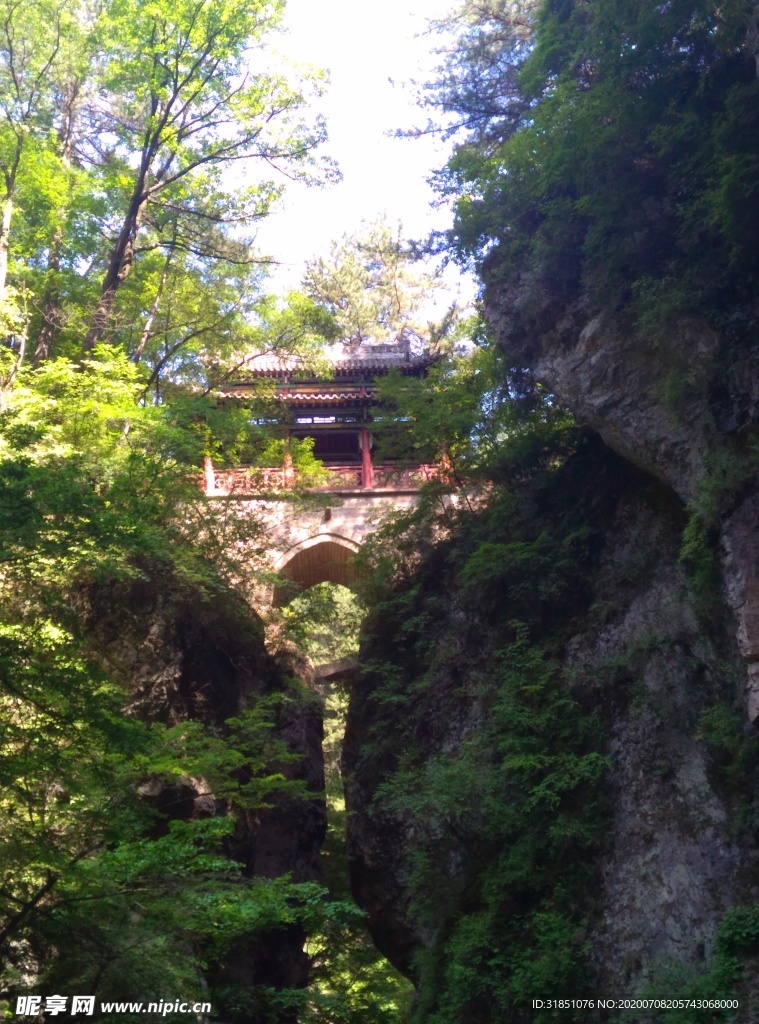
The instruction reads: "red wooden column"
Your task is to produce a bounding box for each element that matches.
[361,426,374,489]
[283,451,295,489]
[283,431,295,489]
[203,456,216,495]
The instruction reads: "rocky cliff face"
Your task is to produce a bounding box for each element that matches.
[341,253,759,1014]
[567,484,748,986]
[343,441,759,1017]
[483,268,759,726]
[84,569,326,1019]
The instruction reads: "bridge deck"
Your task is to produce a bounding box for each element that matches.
[204,462,439,496]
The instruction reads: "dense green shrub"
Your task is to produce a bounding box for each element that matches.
[354,427,623,1023]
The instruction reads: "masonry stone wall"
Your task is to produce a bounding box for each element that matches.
[219,490,420,607]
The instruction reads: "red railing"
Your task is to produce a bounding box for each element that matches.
[203,461,439,496]
[371,464,439,489]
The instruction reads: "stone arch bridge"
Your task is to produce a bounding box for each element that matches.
[204,462,433,607]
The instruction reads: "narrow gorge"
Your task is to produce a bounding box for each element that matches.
[2,0,759,1022]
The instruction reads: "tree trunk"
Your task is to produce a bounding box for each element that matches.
[0,190,14,302]
[0,139,22,306]
[33,240,62,365]
[84,178,149,352]
[34,81,80,365]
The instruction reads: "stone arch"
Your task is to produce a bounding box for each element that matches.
[273,534,361,607]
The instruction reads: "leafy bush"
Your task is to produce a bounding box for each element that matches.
[353,422,619,1023]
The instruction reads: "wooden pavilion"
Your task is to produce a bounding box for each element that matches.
[204,339,438,494]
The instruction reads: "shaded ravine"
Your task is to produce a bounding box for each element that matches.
[273,581,414,1019]
[341,436,759,1021]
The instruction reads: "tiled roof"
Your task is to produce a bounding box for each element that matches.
[225,341,435,381]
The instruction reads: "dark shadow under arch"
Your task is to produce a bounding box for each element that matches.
[273,538,359,607]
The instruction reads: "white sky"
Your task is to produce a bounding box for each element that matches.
[254,0,473,305]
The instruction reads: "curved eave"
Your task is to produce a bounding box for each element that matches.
[225,358,436,385]
[217,390,377,404]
